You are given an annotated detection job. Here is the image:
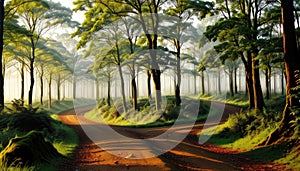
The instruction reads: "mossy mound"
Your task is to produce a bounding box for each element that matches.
[0,99,55,133]
[10,111,54,133]
[0,131,64,167]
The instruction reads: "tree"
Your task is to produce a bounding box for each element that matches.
[164,0,213,106]
[0,0,5,108]
[205,0,281,110]
[72,0,169,111]
[12,0,75,105]
[198,60,206,95]
[264,0,300,145]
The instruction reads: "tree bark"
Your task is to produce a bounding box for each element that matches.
[252,58,265,110]
[131,71,137,110]
[201,71,205,95]
[28,37,36,106]
[107,77,111,106]
[175,39,181,106]
[20,61,25,105]
[281,66,285,95]
[264,0,300,145]
[147,69,151,99]
[234,68,238,94]
[57,74,61,102]
[40,67,44,105]
[117,64,127,113]
[265,68,270,99]
[0,0,4,109]
[48,74,52,109]
[73,75,76,99]
[207,72,210,95]
[229,70,234,97]
[245,65,255,109]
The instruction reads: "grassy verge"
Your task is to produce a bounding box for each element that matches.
[198,94,300,170]
[0,99,95,171]
[85,96,211,127]
[199,93,249,108]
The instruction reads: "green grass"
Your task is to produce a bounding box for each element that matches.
[85,96,211,128]
[0,99,89,171]
[199,93,249,108]
[198,94,300,170]
[33,98,96,114]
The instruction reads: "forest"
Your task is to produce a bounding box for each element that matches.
[0,0,299,170]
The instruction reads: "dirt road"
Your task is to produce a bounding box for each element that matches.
[58,104,287,171]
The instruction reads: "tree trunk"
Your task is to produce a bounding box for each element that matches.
[281,66,285,95]
[118,64,127,113]
[28,59,35,106]
[48,74,52,109]
[136,68,139,98]
[175,40,181,106]
[40,68,44,105]
[20,61,25,105]
[264,0,300,145]
[252,58,265,110]
[147,70,151,99]
[245,66,255,109]
[207,72,210,95]
[28,37,36,106]
[201,71,205,95]
[0,0,4,109]
[234,68,238,94]
[107,77,111,106]
[73,75,76,99]
[57,74,61,102]
[229,70,234,97]
[265,68,270,99]
[131,67,137,110]
[152,68,162,110]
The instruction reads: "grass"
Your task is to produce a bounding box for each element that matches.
[0,98,94,171]
[34,98,96,114]
[198,94,300,170]
[85,96,211,128]
[199,93,249,108]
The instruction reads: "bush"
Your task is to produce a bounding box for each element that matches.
[0,131,64,167]
[226,109,281,137]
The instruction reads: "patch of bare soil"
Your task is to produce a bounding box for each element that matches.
[58,104,290,171]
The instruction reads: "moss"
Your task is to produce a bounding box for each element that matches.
[0,131,64,167]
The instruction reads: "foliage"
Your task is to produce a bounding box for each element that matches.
[86,96,210,127]
[0,99,80,170]
[0,131,64,167]
[199,95,300,169]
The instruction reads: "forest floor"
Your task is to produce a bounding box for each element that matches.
[57,103,290,171]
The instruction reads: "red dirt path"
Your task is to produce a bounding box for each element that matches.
[57,103,290,171]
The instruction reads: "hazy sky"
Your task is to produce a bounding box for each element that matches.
[52,0,84,23]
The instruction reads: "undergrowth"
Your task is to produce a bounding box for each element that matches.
[199,94,300,170]
[85,96,210,127]
[0,99,79,170]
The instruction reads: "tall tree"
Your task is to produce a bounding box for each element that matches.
[264,0,300,145]
[205,0,280,110]
[0,0,5,108]
[164,0,213,106]
[12,0,75,105]
[72,0,169,111]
